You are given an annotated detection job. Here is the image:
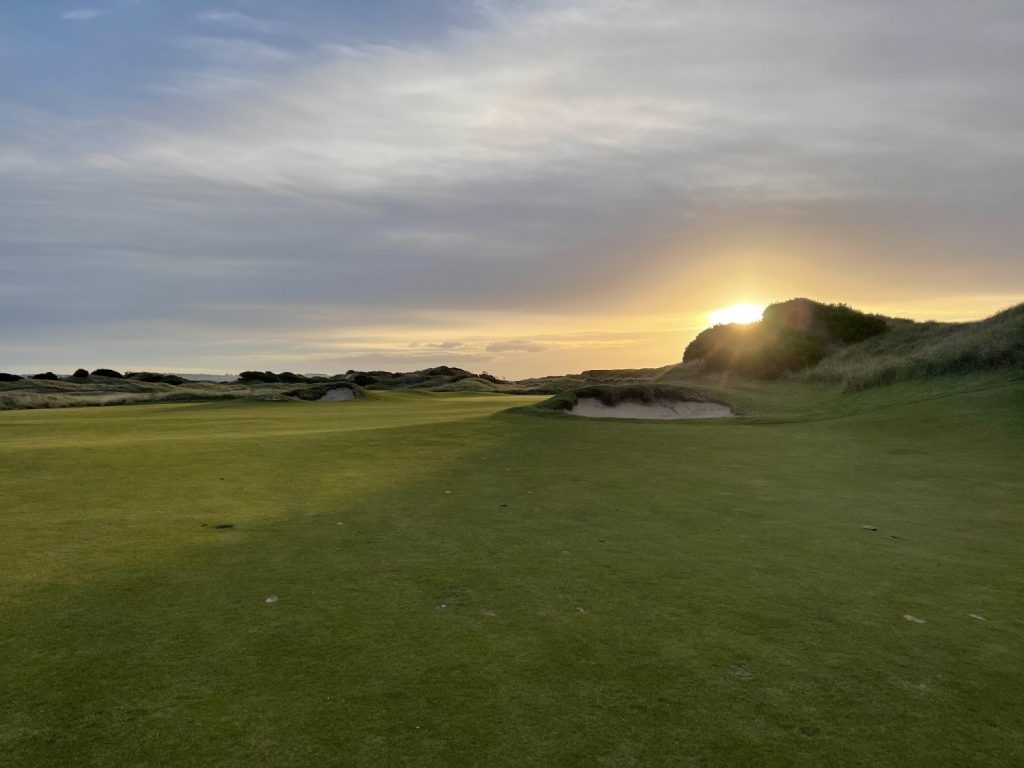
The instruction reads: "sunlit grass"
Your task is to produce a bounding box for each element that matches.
[1,383,1022,767]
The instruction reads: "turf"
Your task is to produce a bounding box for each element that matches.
[1,382,1022,767]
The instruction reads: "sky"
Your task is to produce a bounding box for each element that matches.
[2,0,1022,378]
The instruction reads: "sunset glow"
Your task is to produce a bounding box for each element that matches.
[708,303,765,327]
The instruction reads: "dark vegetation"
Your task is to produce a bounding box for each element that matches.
[126,372,187,385]
[90,368,124,379]
[344,366,505,390]
[0,373,23,382]
[682,299,888,378]
[72,369,89,379]
[239,371,305,383]
[238,370,343,384]
[31,372,60,381]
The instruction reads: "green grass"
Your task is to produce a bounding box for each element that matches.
[800,303,1024,390]
[1,382,1022,767]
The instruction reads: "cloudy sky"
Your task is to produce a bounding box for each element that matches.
[2,1,1022,377]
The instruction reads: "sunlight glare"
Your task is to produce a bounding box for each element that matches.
[708,302,765,326]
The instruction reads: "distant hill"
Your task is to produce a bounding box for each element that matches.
[3,300,1021,411]
[341,366,510,392]
[676,298,1024,390]
[681,298,889,378]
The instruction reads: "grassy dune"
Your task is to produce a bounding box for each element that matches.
[800,303,1024,390]
[1,382,1022,767]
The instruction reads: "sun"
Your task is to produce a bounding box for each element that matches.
[708,302,765,326]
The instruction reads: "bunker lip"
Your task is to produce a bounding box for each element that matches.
[570,397,732,420]
[526,383,733,420]
[281,382,365,401]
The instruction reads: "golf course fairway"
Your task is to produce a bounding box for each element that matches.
[2,381,1022,767]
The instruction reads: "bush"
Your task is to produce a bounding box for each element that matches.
[278,372,304,383]
[741,329,826,377]
[72,369,89,379]
[127,372,187,385]
[91,368,123,379]
[238,371,281,383]
[32,372,60,381]
[0,372,22,382]
[761,299,887,344]
[819,303,888,344]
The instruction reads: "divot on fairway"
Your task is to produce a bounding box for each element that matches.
[214,523,234,530]
[730,665,753,680]
[968,613,986,621]
[265,596,279,604]
[903,614,926,623]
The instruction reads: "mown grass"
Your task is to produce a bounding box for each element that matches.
[1,382,1022,767]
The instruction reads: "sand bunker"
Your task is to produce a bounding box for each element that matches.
[570,397,732,420]
[319,388,356,402]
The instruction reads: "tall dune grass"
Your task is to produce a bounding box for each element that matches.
[799,303,1024,390]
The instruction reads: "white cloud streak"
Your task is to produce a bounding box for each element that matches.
[62,9,104,21]
[196,10,288,36]
[105,0,1022,204]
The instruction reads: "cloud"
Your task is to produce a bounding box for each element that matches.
[62,9,104,21]
[179,36,293,65]
[427,340,465,349]
[196,10,288,36]
[486,339,548,354]
[4,1,1024,376]
[97,0,1021,205]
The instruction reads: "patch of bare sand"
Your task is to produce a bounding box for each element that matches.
[319,388,356,402]
[570,397,731,420]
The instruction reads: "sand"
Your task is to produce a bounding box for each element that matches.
[319,388,356,402]
[570,397,732,420]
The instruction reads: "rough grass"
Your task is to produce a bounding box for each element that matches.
[1,381,1022,767]
[281,381,369,401]
[799,303,1024,390]
[0,378,371,410]
[523,383,727,415]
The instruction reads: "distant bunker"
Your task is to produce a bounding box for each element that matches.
[562,385,732,421]
[282,383,363,402]
[319,387,356,402]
